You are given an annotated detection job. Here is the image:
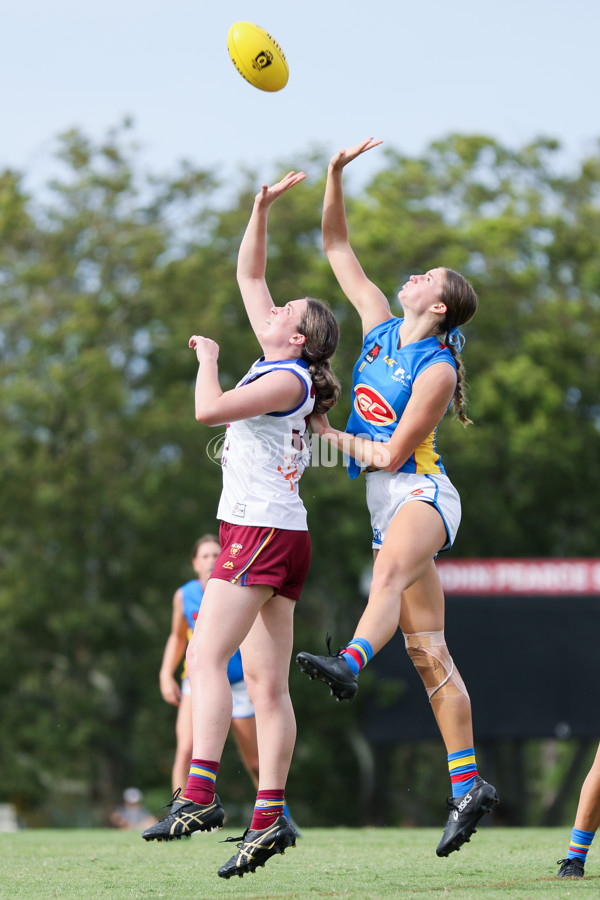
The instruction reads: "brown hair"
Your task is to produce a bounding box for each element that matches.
[435,269,478,426]
[191,534,220,557]
[298,298,341,415]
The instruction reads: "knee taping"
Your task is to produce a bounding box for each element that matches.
[404,631,469,701]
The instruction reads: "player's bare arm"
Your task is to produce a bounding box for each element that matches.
[237,171,306,337]
[189,336,305,425]
[322,139,391,336]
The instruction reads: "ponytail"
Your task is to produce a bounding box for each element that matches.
[444,343,472,426]
[299,298,341,415]
[436,269,478,427]
[306,359,341,415]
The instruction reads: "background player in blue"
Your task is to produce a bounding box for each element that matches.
[555,741,600,878]
[297,138,498,857]
[159,534,259,795]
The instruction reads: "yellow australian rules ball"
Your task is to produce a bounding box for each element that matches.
[227,21,289,92]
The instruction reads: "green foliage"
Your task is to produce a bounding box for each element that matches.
[2,125,600,827]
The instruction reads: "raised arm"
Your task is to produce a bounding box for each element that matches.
[237,171,307,337]
[323,138,392,337]
[189,335,305,425]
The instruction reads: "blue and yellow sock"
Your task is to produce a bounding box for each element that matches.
[340,638,374,675]
[567,827,595,861]
[183,758,219,805]
[251,789,285,831]
[448,748,478,797]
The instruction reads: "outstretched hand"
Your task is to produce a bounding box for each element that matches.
[255,170,307,207]
[189,335,219,363]
[329,137,383,171]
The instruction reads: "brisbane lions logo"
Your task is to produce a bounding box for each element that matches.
[353,384,397,426]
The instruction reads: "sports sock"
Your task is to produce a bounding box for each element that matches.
[183,758,219,805]
[567,827,595,861]
[340,637,374,675]
[251,789,285,830]
[447,747,478,797]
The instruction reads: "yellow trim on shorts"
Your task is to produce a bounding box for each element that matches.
[230,528,276,584]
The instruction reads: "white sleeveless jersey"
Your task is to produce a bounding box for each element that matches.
[216,357,315,531]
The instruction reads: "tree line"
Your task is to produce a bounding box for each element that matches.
[1,124,599,827]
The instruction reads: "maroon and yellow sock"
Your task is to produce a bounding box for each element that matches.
[251,789,285,831]
[183,758,219,805]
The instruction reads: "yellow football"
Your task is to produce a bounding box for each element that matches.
[227,21,289,93]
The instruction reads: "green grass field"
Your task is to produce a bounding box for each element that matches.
[3,827,597,900]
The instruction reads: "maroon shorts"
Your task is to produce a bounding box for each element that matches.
[211,522,311,602]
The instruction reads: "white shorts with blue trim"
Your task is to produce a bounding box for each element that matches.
[365,470,461,552]
[180,676,255,719]
[230,678,255,719]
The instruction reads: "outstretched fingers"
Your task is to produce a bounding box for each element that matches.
[330,137,383,169]
[257,170,307,205]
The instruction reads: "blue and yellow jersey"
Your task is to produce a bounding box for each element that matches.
[345,317,457,480]
[180,579,244,684]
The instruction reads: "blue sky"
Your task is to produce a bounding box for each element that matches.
[3,0,599,189]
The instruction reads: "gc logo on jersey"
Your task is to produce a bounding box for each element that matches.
[353,384,397,426]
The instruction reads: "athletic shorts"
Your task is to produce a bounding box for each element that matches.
[365,471,461,552]
[181,676,255,719]
[230,678,255,718]
[211,522,311,602]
